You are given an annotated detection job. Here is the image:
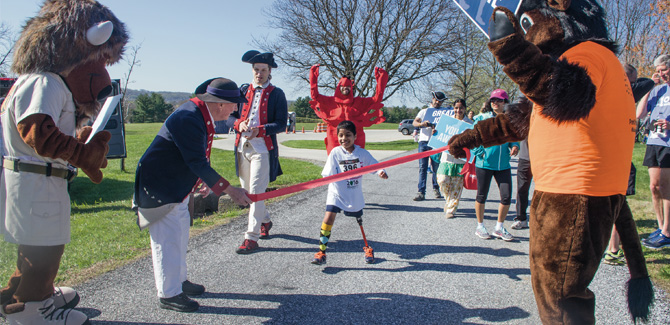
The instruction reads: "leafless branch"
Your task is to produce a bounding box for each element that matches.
[120,42,142,122]
[256,0,461,100]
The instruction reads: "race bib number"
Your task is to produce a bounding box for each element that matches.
[339,158,362,188]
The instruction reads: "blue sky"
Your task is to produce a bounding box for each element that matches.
[1,0,424,107]
[0,0,313,101]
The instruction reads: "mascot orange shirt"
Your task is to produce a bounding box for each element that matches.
[448,0,653,324]
[530,41,636,196]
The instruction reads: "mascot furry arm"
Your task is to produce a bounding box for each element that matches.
[18,116,110,184]
[448,7,597,158]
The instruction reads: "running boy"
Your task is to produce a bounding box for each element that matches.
[312,120,388,265]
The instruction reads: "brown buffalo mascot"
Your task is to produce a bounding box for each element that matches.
[0,1,128,324]
[448,0,654,323]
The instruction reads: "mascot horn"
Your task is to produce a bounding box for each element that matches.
[448,0,654,323]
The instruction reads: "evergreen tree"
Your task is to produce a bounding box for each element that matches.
[291,96,317,118]
[131,92,174,123]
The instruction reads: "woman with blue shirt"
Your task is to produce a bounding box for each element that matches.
[636,54,670,249]
[471,89,519,241]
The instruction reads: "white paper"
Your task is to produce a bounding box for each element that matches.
[86,94,121,144]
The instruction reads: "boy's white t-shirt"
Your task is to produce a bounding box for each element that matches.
[322,145,380,212]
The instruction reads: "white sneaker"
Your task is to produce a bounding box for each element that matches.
[475,225,491,239]
[52,287,79,310]
[4,298,89,325]
[511,220,529,230]
[492,227,515,241]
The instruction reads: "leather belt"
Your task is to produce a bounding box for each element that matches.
[3,158,74,180]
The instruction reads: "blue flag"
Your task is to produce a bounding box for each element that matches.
[428,115,474,149]
[452,0,522,38]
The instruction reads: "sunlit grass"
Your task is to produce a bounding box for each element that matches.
[0,123,321,285]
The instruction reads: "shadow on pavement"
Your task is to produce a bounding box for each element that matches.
[266,234,527,260]
[365,203,443,213]
[193,292,532,324]
[320,260,530,281]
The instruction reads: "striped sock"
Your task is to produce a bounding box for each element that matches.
[319,222,333,252]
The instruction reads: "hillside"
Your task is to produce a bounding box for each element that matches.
[124,88,192,104]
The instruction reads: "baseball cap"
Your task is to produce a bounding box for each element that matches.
[490,89,509,100]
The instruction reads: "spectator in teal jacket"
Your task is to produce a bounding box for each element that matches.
[471,89,519,242]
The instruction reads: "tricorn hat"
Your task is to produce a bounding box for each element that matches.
[195,78,248,104]
[431,91,447,102]
[242,50,278,68]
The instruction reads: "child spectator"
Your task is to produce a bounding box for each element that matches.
[311,120,388,265]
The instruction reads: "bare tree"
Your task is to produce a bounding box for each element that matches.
[120,43,142,122]
[602,0,670,76]
[257,0,461,100]
[0,23,16,77]
[435,20,490,111]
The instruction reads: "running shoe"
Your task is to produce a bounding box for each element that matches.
[475,225,491,239]
[492,227,514,241]
[434,188,443,199]
[413,192,425,201]
[511,220,529,230]
[311,251,326,265]
[603,249,626,266]
[642,228,662,244]
[364,246,375,264]
[644,233,670,249]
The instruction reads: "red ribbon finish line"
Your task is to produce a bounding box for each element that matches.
[247,145,450,202]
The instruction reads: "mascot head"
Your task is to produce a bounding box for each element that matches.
[334,76,354,104]
[12,0,128,125]
[515,0,611,56]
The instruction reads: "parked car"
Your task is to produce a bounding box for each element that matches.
[398,119,415,135]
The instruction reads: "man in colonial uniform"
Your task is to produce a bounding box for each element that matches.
[231,51,288,254]
[134,78,251,312]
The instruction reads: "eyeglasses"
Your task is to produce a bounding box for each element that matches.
[491,98,505,103]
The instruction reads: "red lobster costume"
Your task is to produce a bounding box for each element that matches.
[309,64,388,154]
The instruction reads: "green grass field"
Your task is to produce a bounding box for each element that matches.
[0,127,667,292]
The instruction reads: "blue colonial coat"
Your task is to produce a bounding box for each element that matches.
[134,98,230,228]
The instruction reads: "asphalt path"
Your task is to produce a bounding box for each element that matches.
[25,130,670,324]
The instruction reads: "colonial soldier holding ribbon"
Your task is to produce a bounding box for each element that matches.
[134,78,251,312]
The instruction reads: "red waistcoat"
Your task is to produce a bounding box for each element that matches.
[234,85,275,151]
